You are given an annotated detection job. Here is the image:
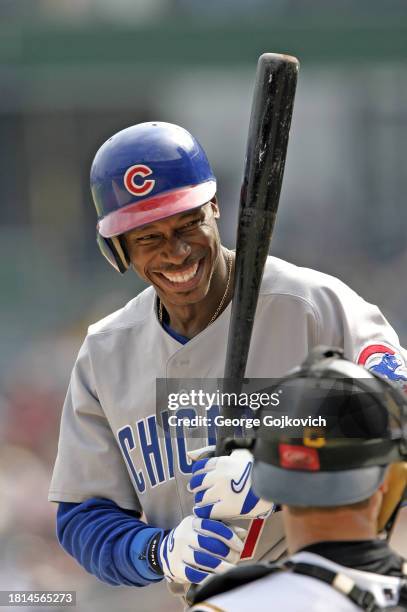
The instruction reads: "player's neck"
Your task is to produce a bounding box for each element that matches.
[161,250,235,338]
[283,505,378,554]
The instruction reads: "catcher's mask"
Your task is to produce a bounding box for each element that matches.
[251,346,407,533]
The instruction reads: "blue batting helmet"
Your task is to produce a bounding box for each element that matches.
[90,122,217,273]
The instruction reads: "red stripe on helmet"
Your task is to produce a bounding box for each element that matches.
[98,180,216,237]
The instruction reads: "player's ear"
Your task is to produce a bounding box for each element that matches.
[209,195,220,219]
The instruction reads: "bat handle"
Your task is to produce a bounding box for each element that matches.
[216,435,255,456]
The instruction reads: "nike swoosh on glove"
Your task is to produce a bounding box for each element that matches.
[189,448,275,521]
[159,515,246,585]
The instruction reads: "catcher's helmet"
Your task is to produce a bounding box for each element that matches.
[252,346,407,508]
[90,122,216,273]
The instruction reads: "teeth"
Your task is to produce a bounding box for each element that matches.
[162,262,199,284]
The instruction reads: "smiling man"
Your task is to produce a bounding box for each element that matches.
[123,200,232,339]
[49,122,407,601]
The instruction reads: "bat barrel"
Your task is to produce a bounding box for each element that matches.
[216,53,299,455]
[243,53,299,214]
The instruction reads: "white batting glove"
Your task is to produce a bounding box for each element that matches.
[159,515,246,584]
[189,448,275,521]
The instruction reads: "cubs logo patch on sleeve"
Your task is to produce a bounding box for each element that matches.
[357,344,407,390]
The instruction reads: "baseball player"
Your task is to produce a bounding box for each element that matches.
[188,347,407,611]
[49,122,407,596]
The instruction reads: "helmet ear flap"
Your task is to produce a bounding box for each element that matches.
[96,232,130,274]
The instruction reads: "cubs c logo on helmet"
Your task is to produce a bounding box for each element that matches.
[124,164,155,197]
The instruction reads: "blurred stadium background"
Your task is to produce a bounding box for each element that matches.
[0,1,406,610]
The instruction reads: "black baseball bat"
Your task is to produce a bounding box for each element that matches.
[216,53,300,456]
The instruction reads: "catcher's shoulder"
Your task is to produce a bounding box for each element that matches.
[188,562,275,610]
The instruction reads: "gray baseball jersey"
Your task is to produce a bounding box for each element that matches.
[49,256,407,564]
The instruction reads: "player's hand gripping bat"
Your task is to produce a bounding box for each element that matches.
[216,53,300,456]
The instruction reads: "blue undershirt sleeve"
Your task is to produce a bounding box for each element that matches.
[56,497,165,586]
